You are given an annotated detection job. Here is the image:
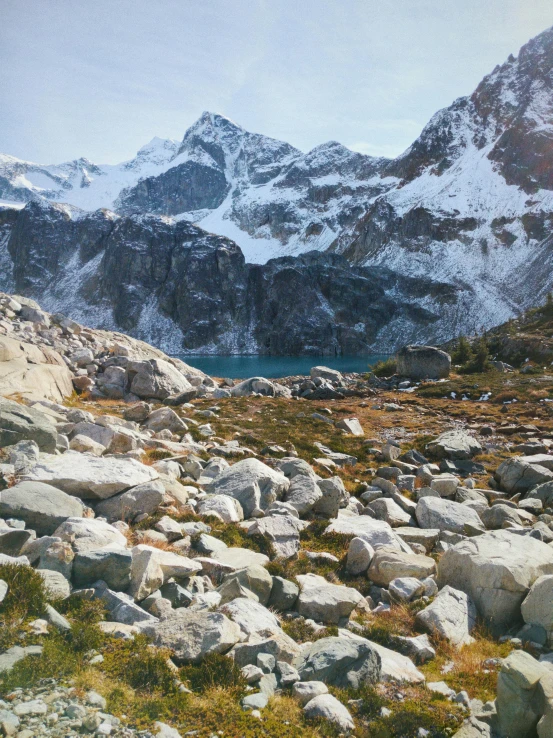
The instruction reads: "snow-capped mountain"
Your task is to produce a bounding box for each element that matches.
[0,111,390,263]
[1,24,553,351]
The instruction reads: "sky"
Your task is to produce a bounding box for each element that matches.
[1,0,552,165]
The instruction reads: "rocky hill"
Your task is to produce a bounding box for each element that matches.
[2,26,553,350]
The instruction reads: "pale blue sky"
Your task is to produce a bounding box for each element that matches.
[1,0,552,164]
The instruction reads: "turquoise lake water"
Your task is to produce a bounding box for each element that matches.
[175,354,389,379]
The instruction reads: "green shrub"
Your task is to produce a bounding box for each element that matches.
[282,619,338,644]
[371,357,397,377]
[180,652,246,693]
[0,563,50,650]
[103,634,177,693]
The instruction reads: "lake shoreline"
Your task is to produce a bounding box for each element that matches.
[174,353,389,379]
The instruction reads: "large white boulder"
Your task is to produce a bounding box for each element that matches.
[416,496,484,534]
[128,358,196,401]
[53,517,127,553]
[206,458,289,518]
[426,429,481,460]
[24,451,159,499]
[438,530,553,634]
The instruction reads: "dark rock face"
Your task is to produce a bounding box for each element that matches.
[1,201,466,355]
[117,160,229,216]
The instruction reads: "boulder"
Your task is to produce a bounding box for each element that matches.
[325,511,413,553]
[367,546,436,587]
[284,475,323,515]
[144,407,187,434]
[130,545,201,600]
[94,479,165,522]
[0,529,32,557]
[220,598,281,638]
[196,494,244,522]
[38,569,71,599]
[496,651,549,738]
[346,537,375,575]
[53,518,127,553]
[364,638,425,683]
[389,577,425,603]
[426,430,482,460]
[292,681,328,706]
[521,575,553,645]
[230,631,301,667]
[438,530,553,634]
[208,547,269,571]
[248,515,302,559]
[368,497,412,527]
[310,366,343,382]
[303,694,354,732]
[296,573,365,624]
[416,497,485,535]
[313,476,349,518]
[24,451,159,499]
[496,457,553,495]
[0,398,58,452]
[230,377,291,398]
[0,342,73,403]
[73,547,133,591]
[141,609,241,663]
[294,635,381,688]
[0,481,85,536]
[221,564,273,606]
[128,358,195,401]
[268,577,299,611]
[481,503,522,530]
[94,583,157,625]
[206,458,289,518]
[416,585,476,646]
[336,418,364,436]
[396,345,451,380]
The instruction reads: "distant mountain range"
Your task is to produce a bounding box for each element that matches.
[1,25,553,354]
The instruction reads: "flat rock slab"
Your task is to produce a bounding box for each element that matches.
[209,547,270,570]
[24,450,159,499]
[325,511,413,553]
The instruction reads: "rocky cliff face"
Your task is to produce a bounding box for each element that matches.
[0,200,466,355]
[2,26,553,348]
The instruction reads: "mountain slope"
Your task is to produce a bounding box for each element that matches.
[0,199,469,355]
